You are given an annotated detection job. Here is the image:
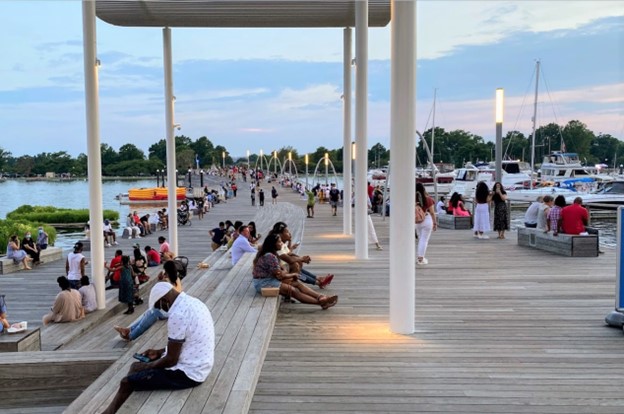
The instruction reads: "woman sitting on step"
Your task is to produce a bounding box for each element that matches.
[252,233,338,310]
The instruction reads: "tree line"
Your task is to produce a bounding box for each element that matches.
[0,119,620,177]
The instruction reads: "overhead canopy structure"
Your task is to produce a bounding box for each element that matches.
[95,0,391,28]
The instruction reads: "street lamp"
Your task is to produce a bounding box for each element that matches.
[324,152,329,185]
[288,151,292,176]
[495,88,504,183]
[156,169,160,187]
[305,154,309,189]
[175,169,179,187]
[188,168,192,188]
[200,169,204,187]
[222,151,225,169]
[246,150,250,170]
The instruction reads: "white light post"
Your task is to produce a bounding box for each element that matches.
[246,149,250,170]
[222,151,225,169]
[324,152,329,185]
[305,153,309,189]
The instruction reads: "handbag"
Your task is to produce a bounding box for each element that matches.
[415,193,426,224]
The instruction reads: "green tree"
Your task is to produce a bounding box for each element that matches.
[369,143,389,168]
[502,131,529,161]
[118,144,145,162]
[148,139,167,163]
[14,155,35,176]
[562,120,595,163]
[533,123,562,162]
[190,136,214,168]
[0,147,11,171]
[590,134,620,166]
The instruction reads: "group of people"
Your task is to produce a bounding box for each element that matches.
[209,219,261,252]
[5,227,49,270]
[42,271,96,326]
[524,194,593,236]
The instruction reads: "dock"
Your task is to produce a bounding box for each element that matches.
[2,175,624,413]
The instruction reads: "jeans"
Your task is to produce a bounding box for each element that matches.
[68,279,81,290]
[129,308,167,341]
[299,268,317,285]
[415,214,434,258]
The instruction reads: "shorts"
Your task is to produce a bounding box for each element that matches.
[330,200,338,207]
[253,277,280,294]
[127,368,201,391]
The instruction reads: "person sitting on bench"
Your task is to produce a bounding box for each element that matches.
[102,282,214,414]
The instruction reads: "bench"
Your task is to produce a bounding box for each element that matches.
[0,247,63,275]
[41,264,163,351]
[517,227,599,257]
[0,328,41,352]
[437,213,472,230]
[0,350,121,411]
[64,253,279,414]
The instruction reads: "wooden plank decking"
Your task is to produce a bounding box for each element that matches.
[249,189,624,413]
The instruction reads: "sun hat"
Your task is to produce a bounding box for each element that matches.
[149,282,173,309]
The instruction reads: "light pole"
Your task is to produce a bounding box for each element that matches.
[288,151,292,176]
[246,149,250,170]
[273,150,278,176]
[200,169,204,187]
[175,169,179,187]
[188,168,192,188]
[156,169,160,187]
[495,88,504,183]
[222,151,225,169]
[259,149,264,175]
[305,153,309,189]
[324,152,329,185]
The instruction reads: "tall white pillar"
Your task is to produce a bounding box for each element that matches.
[389,0,416,334]
[343,27,353,236]
[354,0,368,259]
[163,28,179,254]
[82,1,106,309]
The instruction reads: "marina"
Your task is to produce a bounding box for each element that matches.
[1,180,624,413]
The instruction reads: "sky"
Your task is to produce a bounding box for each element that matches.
[0,1,622,161]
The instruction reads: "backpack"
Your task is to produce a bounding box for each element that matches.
[415,193,426,224]
[172,256,189,279]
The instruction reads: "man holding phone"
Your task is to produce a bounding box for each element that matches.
[102,283,214,414]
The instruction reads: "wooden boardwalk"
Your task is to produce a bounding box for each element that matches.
[3,175,624,413]
[250,189,624,414]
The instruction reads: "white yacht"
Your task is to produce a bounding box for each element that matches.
[448,161,531,198]
[564,180,624,208]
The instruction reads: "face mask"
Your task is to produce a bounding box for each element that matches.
[25,234,31,239]
[39,230,43,235]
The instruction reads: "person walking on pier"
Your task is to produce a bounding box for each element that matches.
[259,188,265,206]
[415,183,436,265]
[306,187,316,218]
[329,183,340,216]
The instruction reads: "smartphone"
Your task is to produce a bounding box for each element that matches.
[133,353,151,363]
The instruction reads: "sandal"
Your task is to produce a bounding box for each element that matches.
[318,274,334,289]
[319,295,338,310]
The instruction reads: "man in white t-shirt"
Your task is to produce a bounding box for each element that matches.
[102,283,214,414]
[231,225,257,265]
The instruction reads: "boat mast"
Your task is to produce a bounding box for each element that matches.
[530,60,540,189]
[431,88,438,200]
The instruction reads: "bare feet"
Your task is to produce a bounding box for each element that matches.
[114,325,130,341]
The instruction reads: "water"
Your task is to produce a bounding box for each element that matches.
[0,179,159,250]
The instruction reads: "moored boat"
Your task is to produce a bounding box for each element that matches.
[127,187,186,201]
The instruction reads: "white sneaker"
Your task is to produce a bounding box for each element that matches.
[473,233,479,238]
[481,235,490,240]
[114,241,119,245]
[417,258,428,265]
[477,234,482,239]
[105,243,111,247]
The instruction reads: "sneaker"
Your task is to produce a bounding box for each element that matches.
[105,243,111,247]
[417,258,427,266]
[473,233,479,238]
[114,241,119,245]
[476,234,482,239]
[481,235,490,240]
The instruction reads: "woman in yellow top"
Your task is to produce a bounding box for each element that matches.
[113,260,181,341]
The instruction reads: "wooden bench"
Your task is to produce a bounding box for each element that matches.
[0,247,63,275]
[64,253,279,414]
[0,350,121,411]
[517,227,599,257]
[41,264,163,351]
[437,213,472,230]
[0,327,41,352]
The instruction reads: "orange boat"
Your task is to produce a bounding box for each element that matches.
[128,187,186,201]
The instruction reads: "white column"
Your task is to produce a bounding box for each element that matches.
[81,1,106,309]
[343,27,353,236]
[163,28,179,254]
[389,0,416,334]
[354,0,368,259]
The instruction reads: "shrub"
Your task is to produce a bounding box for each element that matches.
[6,205,119,224]
[0,220,56,255]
